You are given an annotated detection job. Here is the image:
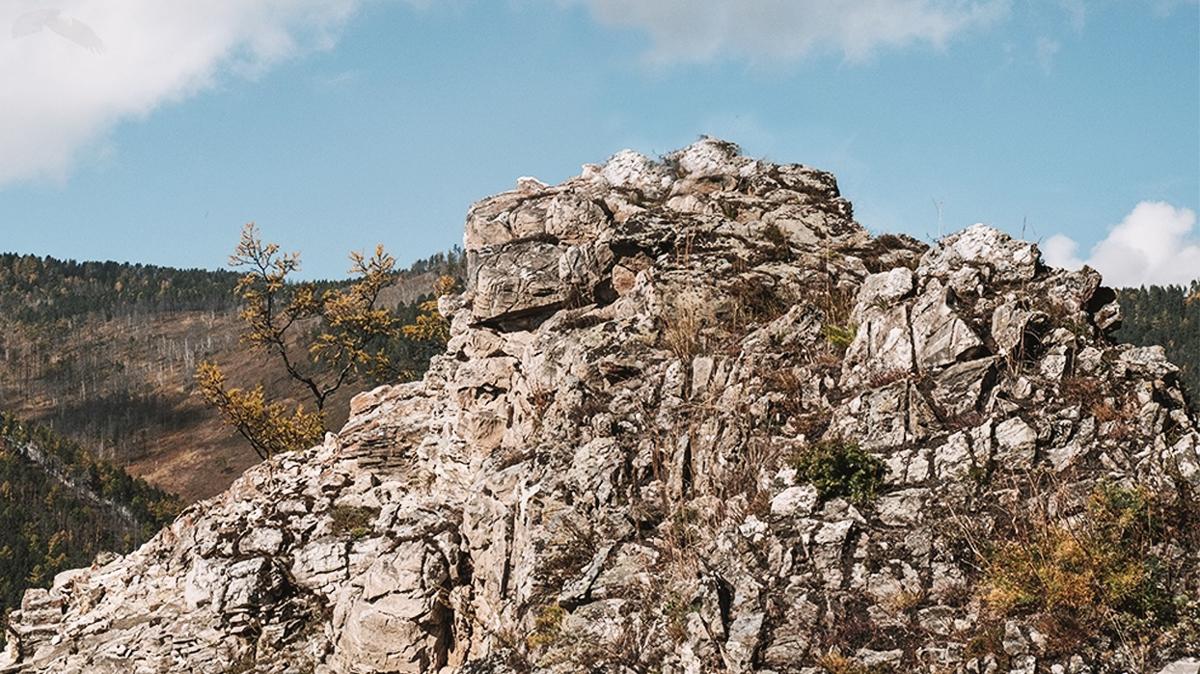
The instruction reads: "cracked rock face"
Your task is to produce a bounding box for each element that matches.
[3,138,1198,674]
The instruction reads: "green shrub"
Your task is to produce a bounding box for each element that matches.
[329,505,378,539]
[792,440,886,504]
[822,323,857,353]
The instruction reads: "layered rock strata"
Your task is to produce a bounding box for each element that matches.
[4,139,1197,674]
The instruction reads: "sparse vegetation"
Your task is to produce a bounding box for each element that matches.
[865,367,910,389]
[526,603,567,651]
[792,439,886,504]
[729,276,788,329]
[329,504,378,539]
[885,588,924,614]
[1059,375,1142,440]
[224,654,257,674]
[761,222,794,261]
[1060,375,1107,411]
[198,224,456,460]
[523,598,676,672]
[817,650,880,674]
[662,591,696,643]
[763,368,808,426]
[822,322,857,352]
[662,289,714,359]
[0,413,179,629]
[979,481,1195,659]
[539,516,599,594]
[810,276,857,355]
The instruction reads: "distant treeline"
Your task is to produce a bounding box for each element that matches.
[0,246,467,325]
[0,254,241,322]
[404,247,467,279]
[1115,281,1200,398]
[0,246,467,463]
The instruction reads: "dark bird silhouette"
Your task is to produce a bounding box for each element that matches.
[13,8,105,54]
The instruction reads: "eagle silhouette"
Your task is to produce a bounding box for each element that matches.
[12,8,104,53]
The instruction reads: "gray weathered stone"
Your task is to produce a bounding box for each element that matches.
[4,139,1195,674]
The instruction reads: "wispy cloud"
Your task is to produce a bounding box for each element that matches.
[1152,0,1200,17]
[314,69,360,91]
[0,0,366,187]
[1035,36,1060,73]
[1057,0,1086,32]
[571,0,1011,64]
[1043,202,1200,287]
[13,8,105,53]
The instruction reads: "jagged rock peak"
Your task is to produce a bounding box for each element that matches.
[463,137,865,330]
[465,136,861,249]
[3,139,1197,674]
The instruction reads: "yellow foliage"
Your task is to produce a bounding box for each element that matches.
[195,361,325,460]
[199,224,458,459]
[400,275,457,344]
[980,483,1179,649]
[311,244,401,377]
[224,224,403,408]
[526,604,567,651]
[816,651,874,674]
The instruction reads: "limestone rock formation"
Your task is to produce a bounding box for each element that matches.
[3,138,1198,674]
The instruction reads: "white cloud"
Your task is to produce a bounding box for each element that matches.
[1042,201,1200,287]
[0,0,364,187]
[572,0,1010,64]
[1041,233,1084,269]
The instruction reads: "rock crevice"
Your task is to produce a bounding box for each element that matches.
[4,138,1197,674]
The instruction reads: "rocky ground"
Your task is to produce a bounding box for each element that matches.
[3,139,1198,673]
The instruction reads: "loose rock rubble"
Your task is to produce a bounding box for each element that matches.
[3,138,1197,674]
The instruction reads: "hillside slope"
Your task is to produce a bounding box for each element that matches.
[0,415,178,625]
[0,251,464,501]
[1115,282,1200,398]
[3,139,1197,673]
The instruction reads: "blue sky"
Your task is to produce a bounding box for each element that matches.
[0,0,1196,283]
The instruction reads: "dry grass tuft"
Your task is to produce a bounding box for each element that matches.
[662,289,715,359]
[975,480,1195,661]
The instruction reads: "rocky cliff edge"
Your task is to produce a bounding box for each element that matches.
[3,138,1198,674]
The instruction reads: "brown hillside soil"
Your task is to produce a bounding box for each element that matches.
[1,306,361,502]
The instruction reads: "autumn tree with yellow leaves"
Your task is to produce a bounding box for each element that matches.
[401,274,457,344]
[197,224,454,460]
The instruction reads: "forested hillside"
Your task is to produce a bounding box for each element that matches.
[1116,281,1200,397]
[0,247,464,630]
[0,413,179,623]
[1,246,1194,501]
[0,248,466,501]
[0,254,239,322]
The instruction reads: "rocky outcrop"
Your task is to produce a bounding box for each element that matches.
[3,139,1198,674]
